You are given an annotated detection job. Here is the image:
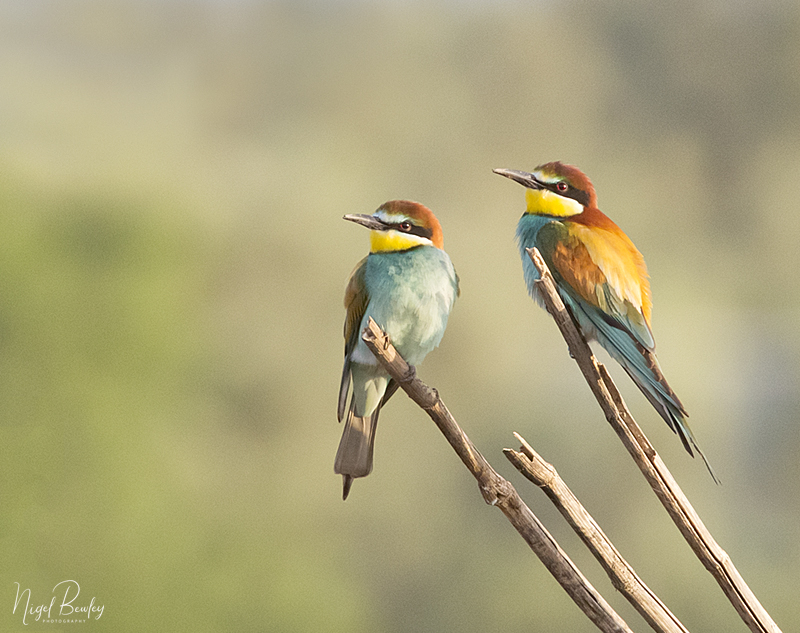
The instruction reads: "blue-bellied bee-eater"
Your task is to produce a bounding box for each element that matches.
[336,200,460,499]
[494,162,716,480]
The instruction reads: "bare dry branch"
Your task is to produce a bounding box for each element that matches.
[526,246,781,633]
[505,433,688,633]
[361,317,634,633]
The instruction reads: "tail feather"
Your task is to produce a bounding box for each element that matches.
[621,364,720,484]
[622,365,693,452]
[334,403,381,500]
[342,475,354,500]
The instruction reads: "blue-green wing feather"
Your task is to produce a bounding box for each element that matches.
[532,221,717,480]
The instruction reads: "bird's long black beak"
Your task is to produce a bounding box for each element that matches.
[493,168,543,190]
[343,213,388,231]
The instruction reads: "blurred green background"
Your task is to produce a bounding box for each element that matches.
[1,0,798,630]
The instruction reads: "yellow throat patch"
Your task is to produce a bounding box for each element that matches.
[370,229,427,253]
[525,188,583,217]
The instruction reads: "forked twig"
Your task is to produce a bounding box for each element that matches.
[505,433,688,633]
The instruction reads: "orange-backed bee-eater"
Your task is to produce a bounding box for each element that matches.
[494,162,716,480]
[336,200,459,499]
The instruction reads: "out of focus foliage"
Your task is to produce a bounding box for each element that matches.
[1,0,798,631]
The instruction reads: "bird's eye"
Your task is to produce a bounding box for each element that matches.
[556,181,568,192]
[399,221,412,231]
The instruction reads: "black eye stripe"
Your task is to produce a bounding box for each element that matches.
[392,222,432,239]
[543,182,590,207]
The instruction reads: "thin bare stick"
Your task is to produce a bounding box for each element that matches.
[505,433,688,633]
[526,247,781,633]
[361,317,634,633]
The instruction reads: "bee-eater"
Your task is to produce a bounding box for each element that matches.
[494,162,716,480]
[336,200,459,500]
